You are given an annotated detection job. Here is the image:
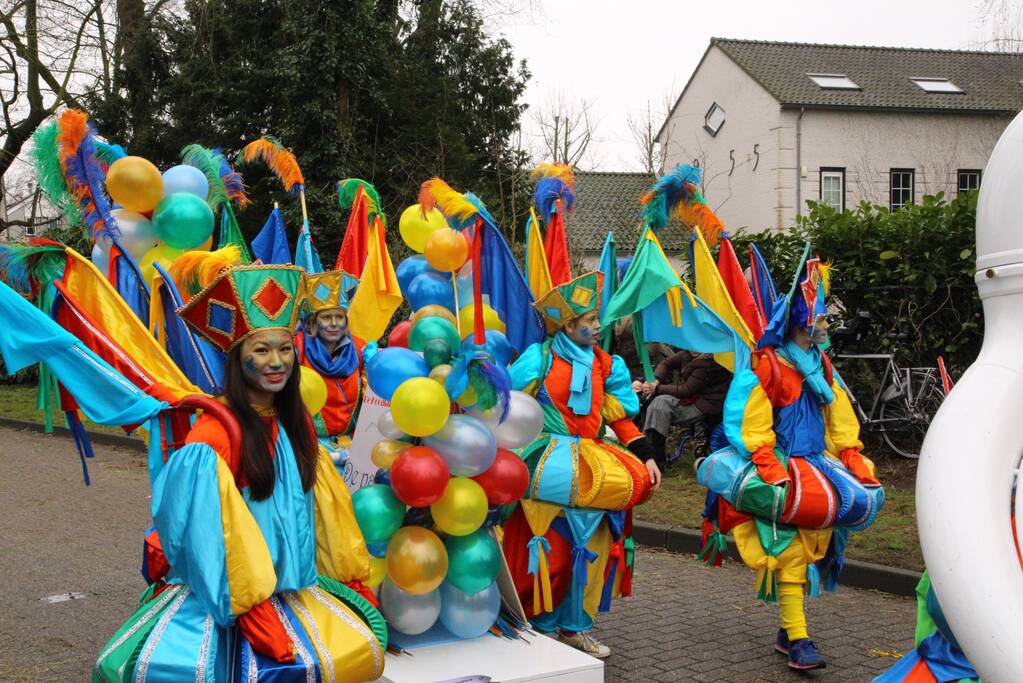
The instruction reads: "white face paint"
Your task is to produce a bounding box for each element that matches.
[312,308,348,346]
[564,310,601,347]
[240,329,295,395]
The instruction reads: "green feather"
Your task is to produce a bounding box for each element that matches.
[181,144,230,211]
[337,178,384,225]
[32,122,82,230]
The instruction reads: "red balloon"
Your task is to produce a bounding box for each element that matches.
[390,446,450,507]
[472,449,529,505]
[387,320,412,348]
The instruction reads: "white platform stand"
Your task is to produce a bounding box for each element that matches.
[376,631,603,683]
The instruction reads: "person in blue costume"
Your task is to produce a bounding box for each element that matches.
[93,263,386,682]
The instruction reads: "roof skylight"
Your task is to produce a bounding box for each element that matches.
[807,73,860,90]
[910,78,964,94]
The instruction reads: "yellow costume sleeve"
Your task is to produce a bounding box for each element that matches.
[823,377,864,454]
[312,446,371,582]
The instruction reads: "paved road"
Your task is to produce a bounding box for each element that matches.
[0,427,916,681]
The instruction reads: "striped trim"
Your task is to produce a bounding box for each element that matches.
[309,586,384,679]
[270,596,315,683]
[283,592,335,683]
[195,615,214,682]
[94,586,180,675]
[135,587,190,682]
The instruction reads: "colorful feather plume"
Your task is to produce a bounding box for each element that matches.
[0,239,67,297]
[167,246,242,303]
[640,164,724,246]
[94,140,127,167]
[819,262,832,297]
[337,178,383,225]
[241,136,304,195]
[32,121,82,229]
[182,144,231,210]
[418,177,480,228]
[530,162,575,189]
[56,109,119,242]
[216,149,250,209]
[533,176,576,219]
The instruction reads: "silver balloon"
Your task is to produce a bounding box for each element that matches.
[439,580,500,639]
[110,208,158,261]
[493,390,545,449]
[90,243,109,277]
[380,579,441,635]
[423,414,496,477]
[377,410,406,440]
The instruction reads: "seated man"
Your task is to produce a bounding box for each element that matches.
[635,350,732,468]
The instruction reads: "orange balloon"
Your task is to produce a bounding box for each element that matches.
[424,228,469,272]
[412,305,458,328]
[106,156,164,213]
[386,526,449,594]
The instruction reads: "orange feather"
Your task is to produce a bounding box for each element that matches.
[241,137,304,194]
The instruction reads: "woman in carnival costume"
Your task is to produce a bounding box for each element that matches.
[294,269,365,466]
[94,262,386,682]
[502,272,662,658]
[697,246,884,671]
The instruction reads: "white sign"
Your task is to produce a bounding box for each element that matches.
[341,387,388,494]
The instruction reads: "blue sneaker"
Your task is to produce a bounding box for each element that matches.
[787,638,826,670]
[774,629,790,655]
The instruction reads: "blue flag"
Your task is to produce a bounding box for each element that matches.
[152,263,225,394]
[251,207,291,264]
[477,222,545,353]
[109,238,150,325]
[295,221,324,274]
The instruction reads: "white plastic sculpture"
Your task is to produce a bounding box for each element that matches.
[917,110,1023,682]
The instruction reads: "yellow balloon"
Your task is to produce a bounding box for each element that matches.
[428,364,453,386]
[399,204,448,253]
[455,385,477,408]
[412,305,457,328]
[386,526,449,594]
[106,156,164,213]
[458,305,505,338]
[138,243,185,283]
[367,556,387,588]
[424,227,469,272]
[430,478,488,536]
[371,439,408,469]
[390,377,451,437]
[299,366,328,415]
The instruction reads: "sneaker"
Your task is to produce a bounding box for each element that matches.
[774,628,790,655]
[787,638,826,670]
[559,631,611,659]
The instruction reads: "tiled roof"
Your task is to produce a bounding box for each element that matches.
[712,38,1023,114]
[567,171,688,254]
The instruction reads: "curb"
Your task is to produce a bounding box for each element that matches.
[633,521,921,598]
[0,417,145,453]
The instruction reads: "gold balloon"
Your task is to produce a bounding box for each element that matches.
[367,556,387,588]
[412,305,458,328]
[385,526,449,594]
[455,385,478,408]
[106,156,164,213]
[299,366,328,415]
[371,439,408,469]
[458,305,505,338]
[399,204,448,253]
[430,478,488,536]
[424,228,469,272]
[428,364,453,386]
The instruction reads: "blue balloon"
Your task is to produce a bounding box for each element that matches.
[367,541,389,558]
[462,330,513,367]
[439,581,501,639]
[374,468,392,486]
[162,164,209,200]
[403,506,434,527]
[366,347,430,401]
[408,272,456,312]
[397,255,440,298]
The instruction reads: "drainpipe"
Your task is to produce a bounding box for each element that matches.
[795,107,805,221]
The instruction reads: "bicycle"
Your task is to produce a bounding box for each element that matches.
[829,312,945,459]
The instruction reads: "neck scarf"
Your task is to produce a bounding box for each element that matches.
[303,330,358,378]
[779,339,834,405]
[552,331,595,416]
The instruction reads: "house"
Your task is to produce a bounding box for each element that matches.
[656,38,1023,232]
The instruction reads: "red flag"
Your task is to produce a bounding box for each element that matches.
[716,237,764,341]
[543,200,572,286]
[335,185,370,277]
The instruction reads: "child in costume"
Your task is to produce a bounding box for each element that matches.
[94,264,386,682]
[294,270,365,465]
[698,251,883,671]
[502,272,661,658]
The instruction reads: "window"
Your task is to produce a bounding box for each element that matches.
[819,168,845,211]
[910,78,963,94]
[890,169,915,211]
[807,73,860,90]
[704,103,725,136]
[24,224,35,237]
[958,169,981,194]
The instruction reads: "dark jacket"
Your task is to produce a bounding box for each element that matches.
[653,350,732,416]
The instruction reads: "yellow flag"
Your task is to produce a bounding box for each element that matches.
[348,217,402,342]
[691,229,754,371]
[526,208,553,300]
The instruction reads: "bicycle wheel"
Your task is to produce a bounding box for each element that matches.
[878,370,944,459]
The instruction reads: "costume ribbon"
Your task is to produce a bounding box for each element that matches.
[552,331,594,415]
[806,562,822,599]
[526,536,553,614]
[755,555,780,603]
[697,530,729,567]
[778,340,835,405]
[570,543,598,625]
[600,540,627,613]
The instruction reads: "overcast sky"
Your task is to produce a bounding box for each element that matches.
[498,0,998,171]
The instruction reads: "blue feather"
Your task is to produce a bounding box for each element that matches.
[534,177,575,220]
[94,141,127,165]
[0,245,31,293]
[641,164,701,231]
[64,124,119,240]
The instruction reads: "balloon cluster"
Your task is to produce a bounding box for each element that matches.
[93,156,216,282]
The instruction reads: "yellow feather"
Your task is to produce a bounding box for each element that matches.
[530,163,575,189]
[168,246,242,302]
[418,177,478,222]
[819,262,832,297]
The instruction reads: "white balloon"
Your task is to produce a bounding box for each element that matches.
[380,579,441,635]
[423,414,497,477]
[90,243,109,276]
[110,208,158,261]
[378,410,406,440]
[493,391,545,450]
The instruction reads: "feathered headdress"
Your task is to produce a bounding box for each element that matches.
[337,178,383,225]
[55,110,119,242]
[241,136,304,195]
[531,163,576,219]
[640,164,724,246]
[418,177,484,229]
[167,245,242,303]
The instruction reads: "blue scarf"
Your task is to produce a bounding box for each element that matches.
[552,331,594,416]
[303,330,359,378]
[779,340,834,405]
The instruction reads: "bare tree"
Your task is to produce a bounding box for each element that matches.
[626,100,663,174]
[531,92,600,169]
[975,0,1023,51]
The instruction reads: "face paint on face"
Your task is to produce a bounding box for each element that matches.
[809,314,830,346]
[565,311,601,347]
[240,329,295,395]
[312,308,348,345]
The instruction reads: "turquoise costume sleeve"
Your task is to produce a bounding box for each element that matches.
[605,355,640,418]
[510,343,544,392]
[151,442,276,626]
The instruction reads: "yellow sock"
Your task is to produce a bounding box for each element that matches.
[778,581,808,641]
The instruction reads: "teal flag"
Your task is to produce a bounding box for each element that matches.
[597,231,618,351]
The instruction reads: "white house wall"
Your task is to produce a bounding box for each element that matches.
[658,45,790,235]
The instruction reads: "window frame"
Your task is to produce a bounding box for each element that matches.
[806,73,861,90]
[703,102,726,137]
[819,167,846,212]
[890,168,915,211]
[909,77,964,94]
[957,169,982,195]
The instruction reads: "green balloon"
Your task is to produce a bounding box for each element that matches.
[444,529,501,594]
[409,316,461,353]
[152,192,214,249]
[352,484,406,545]
[423,338,452,368]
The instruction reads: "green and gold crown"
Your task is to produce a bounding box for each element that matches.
[177,265,306,352]
[302,270,359,317]
[533,271,604,335]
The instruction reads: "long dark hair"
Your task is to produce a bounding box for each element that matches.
[222,344,318,500]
